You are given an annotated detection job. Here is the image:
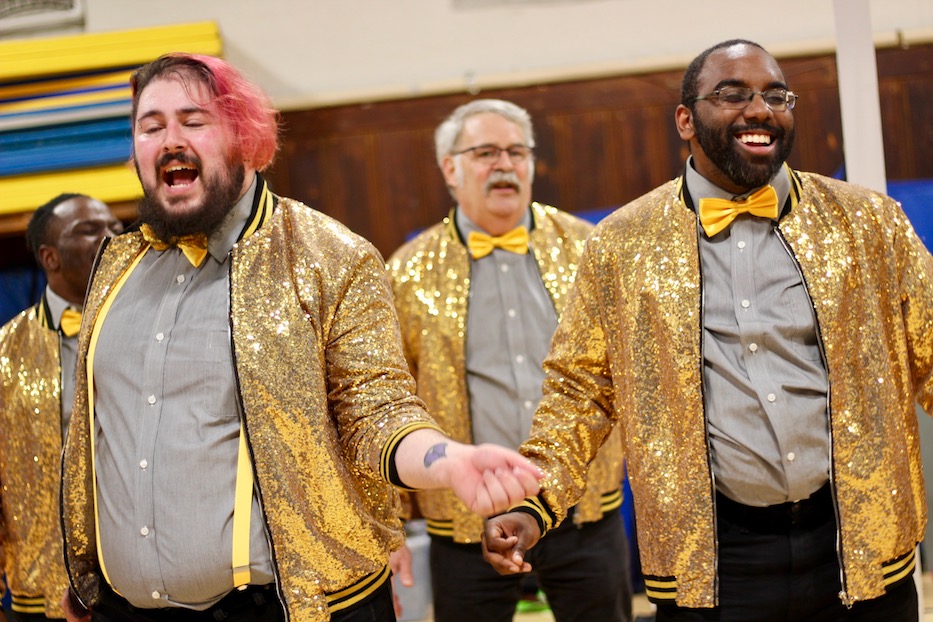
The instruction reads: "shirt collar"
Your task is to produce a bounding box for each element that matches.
[44,285,76,331]
[206,174,259,262]
[454,205,532,240]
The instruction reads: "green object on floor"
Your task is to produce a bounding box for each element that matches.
[515,592,550,613]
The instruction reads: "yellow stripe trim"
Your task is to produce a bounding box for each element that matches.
[884,557,915,586]
[231,424,253,588]
[37,295,52,330]
[87,244,150,587]
[0,164,142,216]
[11,595,45,606]
[238,182,274,241]
[643,577,677,600]
[882,549,916,586]
[600,489,623,513]
[326,565,390,612]
[380,422,443,487]
[644,586,678,600]
[514,496,554,533]
[425,519,453,537]
[0,21,222,82]
[10,593,45,613]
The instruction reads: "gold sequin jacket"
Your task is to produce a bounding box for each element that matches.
[0,296,69,618]
[519,171,933,607]
[387,203,624,543]
[61,188,439,622]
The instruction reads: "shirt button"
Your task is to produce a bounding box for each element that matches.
[156,332,164,342]
[147,395,156,405]
[767,393,777,402]
[515,354,525,364]
[152,591,161,600]
[140,526,150,536]
[507,309,517,318]
[787,452,796,462]
[523,400,534,410]
[741,300,750,308]
[176,274,185,284]
[140,459,148,469]
[737,241,746,249]
[748,343,758,352]
[500,264,510,273]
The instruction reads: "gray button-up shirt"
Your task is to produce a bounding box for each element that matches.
[458,208,558,448]
[91,177,274,610]
[688,161,830,507]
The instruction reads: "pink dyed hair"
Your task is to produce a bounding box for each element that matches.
[130,53,280,171]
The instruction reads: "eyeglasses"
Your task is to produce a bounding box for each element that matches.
[694,86,798,112]
[452,144,534,164]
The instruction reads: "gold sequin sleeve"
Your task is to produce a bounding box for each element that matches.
[518,230,623,530]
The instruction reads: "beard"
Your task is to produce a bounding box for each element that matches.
[137,152,246,241]
[693,112,795,190]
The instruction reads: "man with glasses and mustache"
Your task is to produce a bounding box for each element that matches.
[483,39,933,621]
[58,54,543,622]
[387,99,632,622]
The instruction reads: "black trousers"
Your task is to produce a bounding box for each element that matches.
[430,509,633,622]
[655,486,919,622]
[91,580,395,622]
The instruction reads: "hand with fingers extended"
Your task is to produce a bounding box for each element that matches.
[481,511,542,575]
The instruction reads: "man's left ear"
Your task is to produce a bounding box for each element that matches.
[675,104,695,140]
[37,244,60,273]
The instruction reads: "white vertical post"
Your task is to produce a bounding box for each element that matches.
[832,0,887,194]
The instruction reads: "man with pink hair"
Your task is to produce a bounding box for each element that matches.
[59,53,541,622]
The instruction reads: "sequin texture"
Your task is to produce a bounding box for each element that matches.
[0,303,70,617]
[388,203,624,542]
[520,172,933,607]
[62,196,439,621]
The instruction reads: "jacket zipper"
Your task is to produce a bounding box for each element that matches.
[773,226,849,606]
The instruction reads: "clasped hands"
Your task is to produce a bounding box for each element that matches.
[481,511,543,575]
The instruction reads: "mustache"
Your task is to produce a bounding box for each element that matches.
[484,171,521,194]
[156,151,202,169]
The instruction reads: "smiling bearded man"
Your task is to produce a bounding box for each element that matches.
[483,39,933,622]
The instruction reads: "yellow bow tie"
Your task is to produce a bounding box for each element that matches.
[60,307,82,338]
[466,226,529,260]
[141,223,209,267]
[697,185,780,237]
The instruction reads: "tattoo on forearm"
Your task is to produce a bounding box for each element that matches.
[423,443,447,468]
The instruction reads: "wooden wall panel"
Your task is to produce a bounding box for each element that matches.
[271,47,933,260]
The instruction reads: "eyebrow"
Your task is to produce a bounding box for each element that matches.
[136,105,210,123]
[714,78,789,91]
